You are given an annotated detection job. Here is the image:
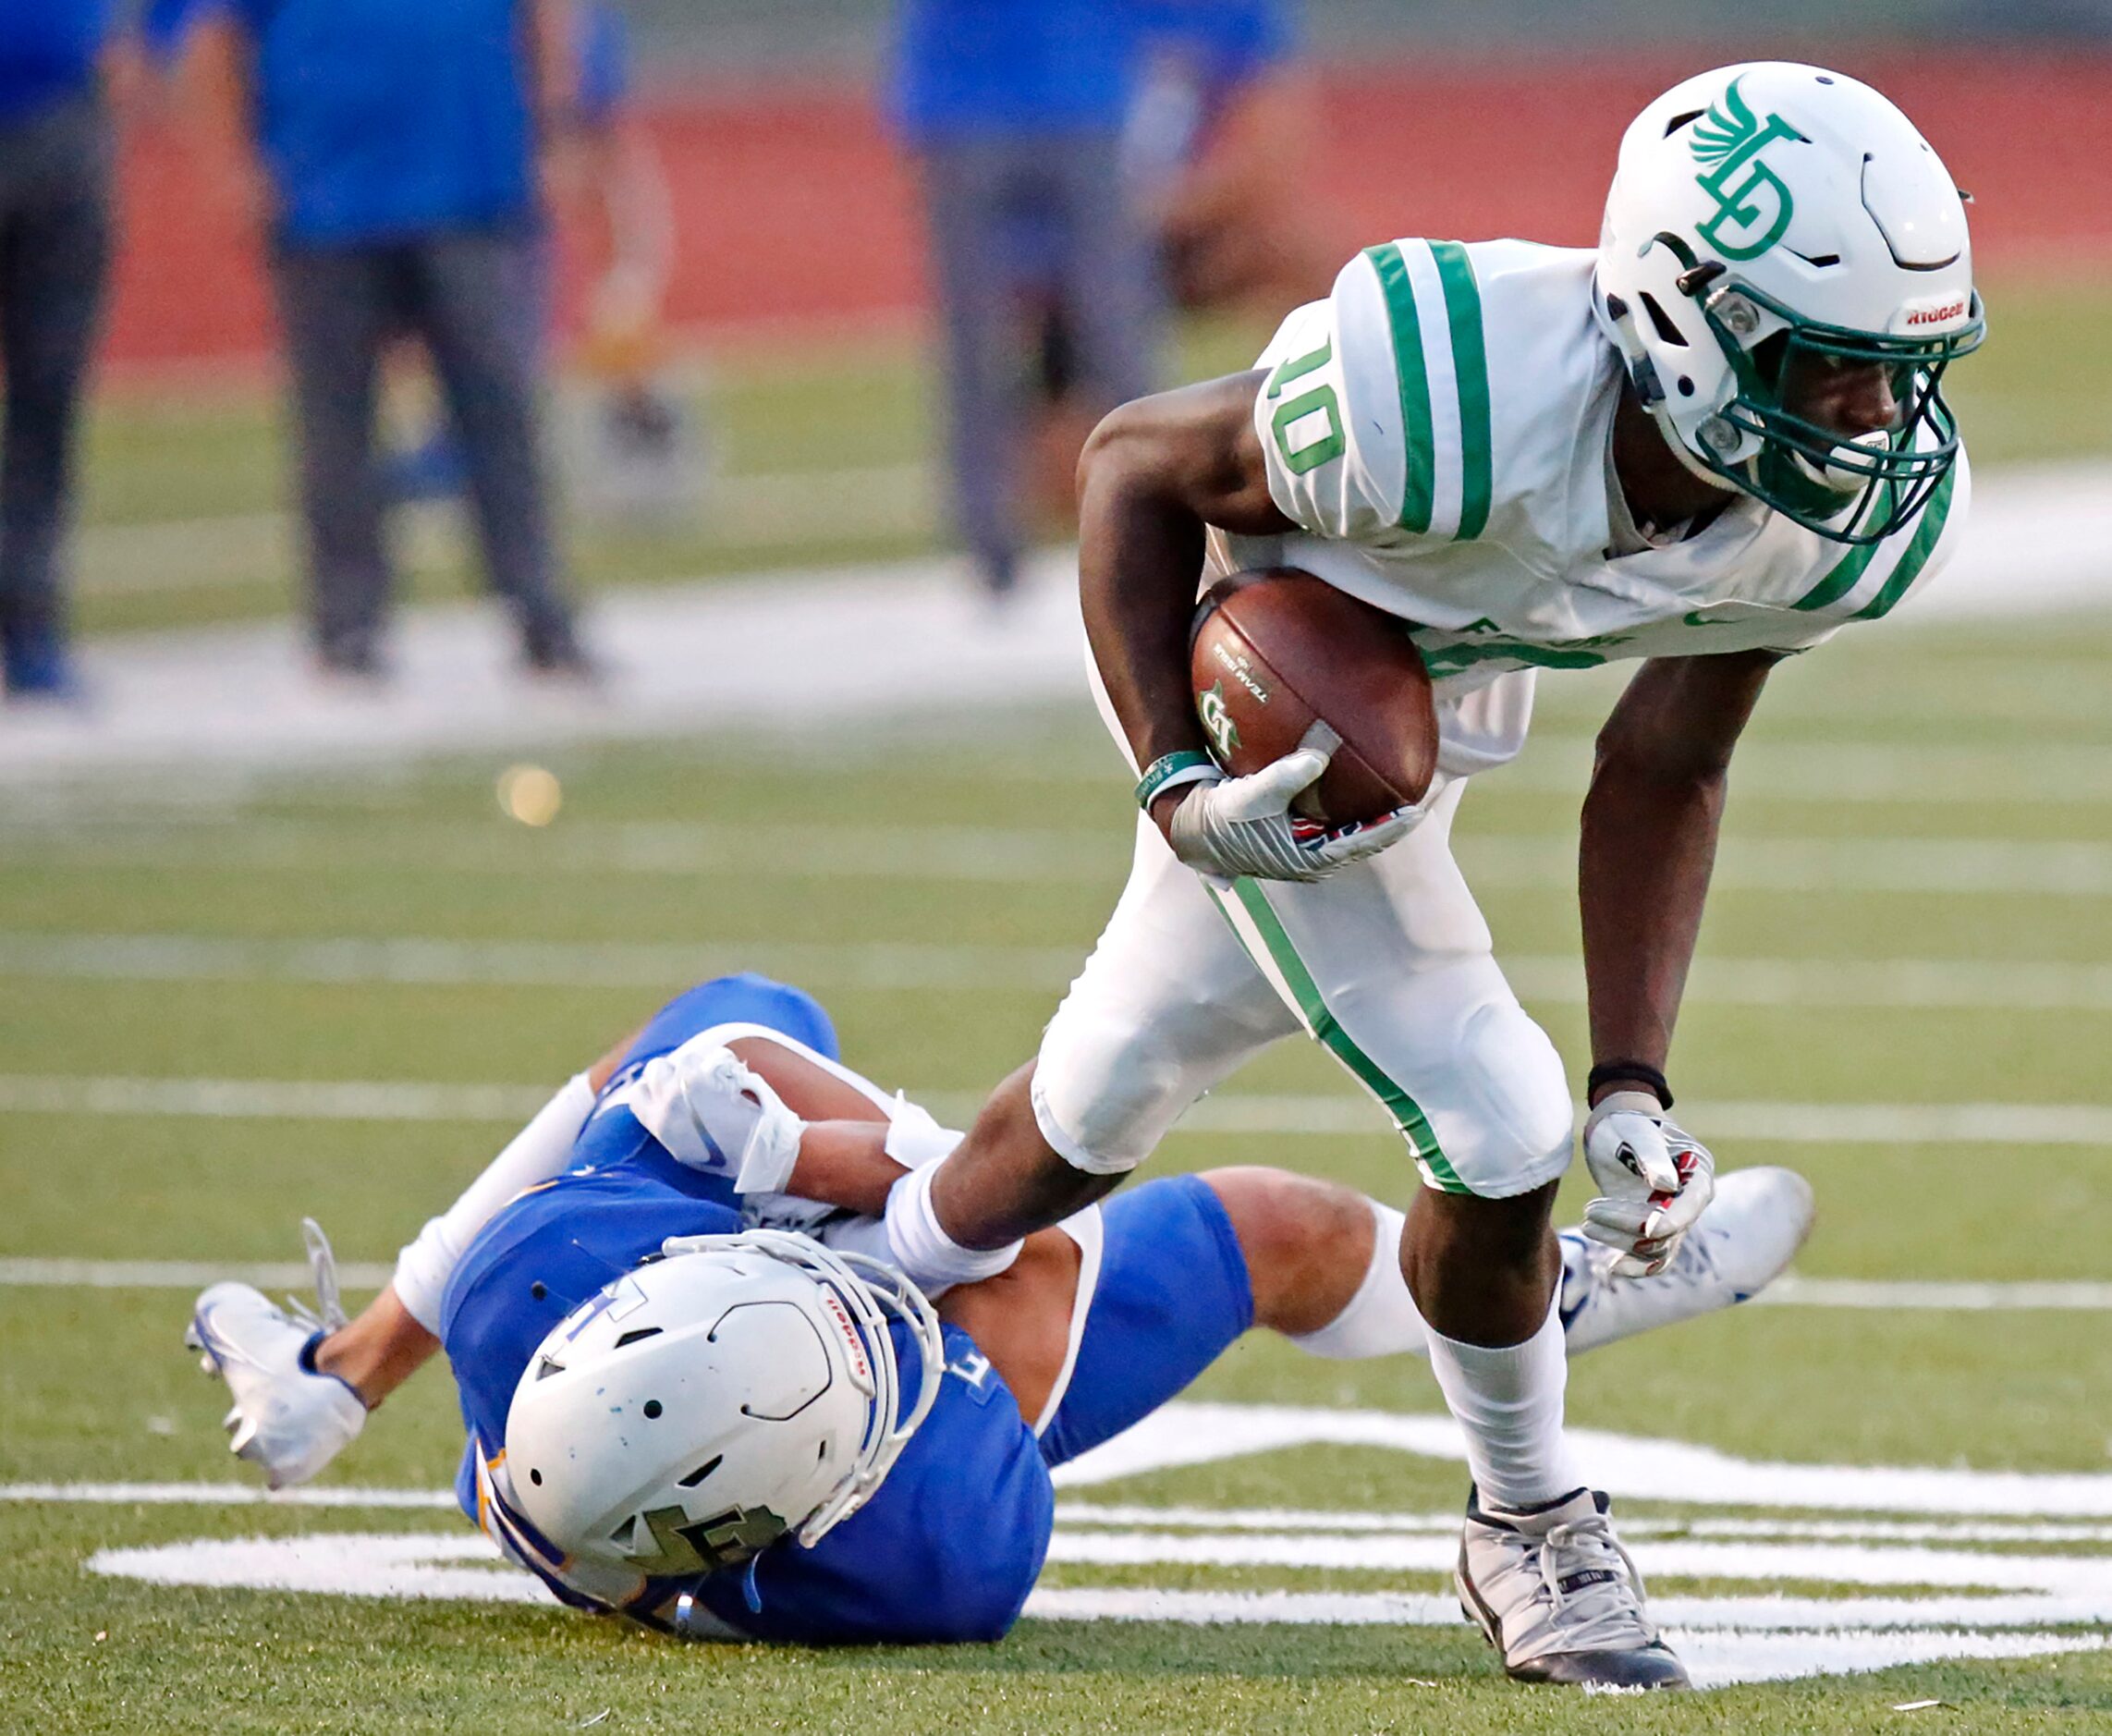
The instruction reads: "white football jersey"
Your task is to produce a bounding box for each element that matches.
[1208,238,1972,776]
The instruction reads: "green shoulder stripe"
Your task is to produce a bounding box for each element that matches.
[1429,241,1493,542]
[1792,533,1881,614]
[1363,243,1437,534]
[1854,468,1959,622]
[1792,470,1956,617]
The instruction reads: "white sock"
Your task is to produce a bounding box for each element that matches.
[1288,1202,1429,1360]
[392,1072,598,1332]
[1423,1295,1582,1511]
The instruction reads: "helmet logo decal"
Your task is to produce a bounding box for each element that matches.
[1690,76,1805,262]
[627,1502,787,1573]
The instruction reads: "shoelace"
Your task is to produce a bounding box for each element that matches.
[1527,1513,1660,1652]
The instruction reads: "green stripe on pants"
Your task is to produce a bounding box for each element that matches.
[1227,878,1469,1192]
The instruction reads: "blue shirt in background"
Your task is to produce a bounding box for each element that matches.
[576,1,627,128]
[0,0,115,124]
[889,0,1141,145]
[1135,0,1291,95]
[213,0,540,248]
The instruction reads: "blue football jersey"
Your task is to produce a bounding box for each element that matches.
[438,976,1055,1644]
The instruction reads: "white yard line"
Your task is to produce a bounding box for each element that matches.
[11,1484,2112,1544]
[0,1481,456,1508]
[65,1528,2110,1689]
[14,821,2112,895]
[0,1257,398,1290]
[7,1255,2105,1309]
[0,821,1123,885]
[6,1071,2111,1149]
[1499,739,2112,807]
[13,930,2112,1010]
[0,933,1091,991]
[8,1254,2106,1314]
[1051,1503,2112,1545]
[0,1074,550,1121]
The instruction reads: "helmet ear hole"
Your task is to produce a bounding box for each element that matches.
[1638,293,1689,348]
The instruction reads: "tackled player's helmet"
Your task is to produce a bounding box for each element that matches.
[504,1230,943,1580]
[1594,62,1984,544]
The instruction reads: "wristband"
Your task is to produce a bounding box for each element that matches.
[1587,1060,1673,1110]
[1135,751,1218,812]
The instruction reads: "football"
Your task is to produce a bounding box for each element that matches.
[1189,568,1438,827]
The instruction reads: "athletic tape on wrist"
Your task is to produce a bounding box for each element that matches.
[882,1161,1022,1294]
[1135,750,1219,812]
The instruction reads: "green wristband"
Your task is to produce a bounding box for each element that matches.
[1135,751,1218,812]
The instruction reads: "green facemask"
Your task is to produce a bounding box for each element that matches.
[1696,277,1984,546]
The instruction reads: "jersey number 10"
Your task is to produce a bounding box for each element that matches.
[1267,340,1346,476]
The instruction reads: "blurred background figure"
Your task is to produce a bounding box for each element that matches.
[1125,0,1338,323]
[1017,0,1336,520]
[385,0,702,530]
[0,0,121,703]
[170,0,590,685]
[888,0,1167,603]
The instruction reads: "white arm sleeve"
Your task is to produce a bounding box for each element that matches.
[391,1072,597,1334]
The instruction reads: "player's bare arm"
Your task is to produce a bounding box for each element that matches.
[1074,368,1290,832]
[1580,648,1778,1095]
[316,1030,917,1406]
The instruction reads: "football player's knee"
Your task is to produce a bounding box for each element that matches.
[1204,1168,1375,1326]
[1032,1009,1191,1177]
[1205,1168,1370,1278]
[1436,1001,1575,1200]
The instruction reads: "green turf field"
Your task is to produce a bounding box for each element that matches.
[5,589,2111,1727]
[68,275,2112,639]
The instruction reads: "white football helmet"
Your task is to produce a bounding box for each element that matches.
[504,1230,943,1580]
[1595,62,1983,544]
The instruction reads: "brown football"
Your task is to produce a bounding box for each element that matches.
[1189,568,1437,827]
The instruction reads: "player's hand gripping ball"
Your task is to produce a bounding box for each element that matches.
[1160,569,1437,883]
[1190,569,1438,828]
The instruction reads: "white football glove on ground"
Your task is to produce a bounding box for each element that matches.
[185,1219,365,1488]
[1166,724,1418,883]
[1581,1092,1717,1278]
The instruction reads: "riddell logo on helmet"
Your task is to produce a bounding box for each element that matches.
[820,1291,872,1382]
[1904,300,1969,326]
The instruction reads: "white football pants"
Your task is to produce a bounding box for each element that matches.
[1032,773,1574,1200]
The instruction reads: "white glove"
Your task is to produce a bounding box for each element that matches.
[629,1043,806,1195]
[185,1222,364,1489]
[1166,724,1419,883]
[1581,1091,1716,1278]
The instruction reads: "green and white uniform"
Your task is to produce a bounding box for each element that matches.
[1032,238,1971,1197]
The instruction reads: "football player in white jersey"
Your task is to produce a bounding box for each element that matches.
[904,63,1984,1688]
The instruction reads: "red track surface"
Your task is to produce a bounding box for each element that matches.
[104,50,2112,374]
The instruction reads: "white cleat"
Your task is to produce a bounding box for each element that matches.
[183,1219,365,1489]
[1558,1165,1814,1357]
[1458,1486,1689,1688]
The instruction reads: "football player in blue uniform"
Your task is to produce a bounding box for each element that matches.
[189,972,1809,1646]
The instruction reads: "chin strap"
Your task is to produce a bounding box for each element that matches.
[1600,287,1744,504]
